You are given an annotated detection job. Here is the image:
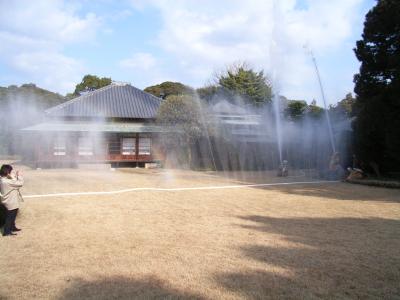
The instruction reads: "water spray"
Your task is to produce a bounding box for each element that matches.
[304,46,336,154]
[271,0,284,164]
[194,93,217,171]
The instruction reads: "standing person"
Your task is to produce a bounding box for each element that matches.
[0,164,24,237]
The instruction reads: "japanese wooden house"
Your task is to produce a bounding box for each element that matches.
[22,82,166,167]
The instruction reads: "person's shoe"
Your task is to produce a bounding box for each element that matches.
[3,232,17,236]
[12,227,21,232]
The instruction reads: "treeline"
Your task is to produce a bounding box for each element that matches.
[0,84,65,154]
[2,0,398,176]
[0,67,352,163]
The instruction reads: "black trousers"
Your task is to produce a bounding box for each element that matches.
[3,208,18,235]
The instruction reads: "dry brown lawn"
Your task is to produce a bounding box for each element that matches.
[1,166,399,299]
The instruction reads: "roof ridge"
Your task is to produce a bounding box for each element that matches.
[45,84,114,114]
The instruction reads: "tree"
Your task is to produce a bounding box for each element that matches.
[307,100,324,120]
[156,95,205,167]
[196,85,220,102]
[72,75,112,97]
[353,0,400,173]
[216,63,272,106]
[284,100,308,121]
[329,93,355,121]
[0,84,66,154]
[144,81,194,98]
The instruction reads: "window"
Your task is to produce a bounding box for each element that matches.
[122,138,135,155]
[53,136,66,156]
[78,137,93,156]
[108,135,121,155]
[139,137,151,155]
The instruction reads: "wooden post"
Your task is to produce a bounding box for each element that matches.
[135,133,139,160]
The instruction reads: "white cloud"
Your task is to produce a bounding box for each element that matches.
[119,52,157,71]
[130,0,367,103]
[0,0,100,43]
[1,0,369,101]
[118,52,174,88]
[12,52,83,93]
[0,0,101,94]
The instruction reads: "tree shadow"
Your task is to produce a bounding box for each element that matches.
[238,215,400,249]
[209,170,400,202]
[253,182,400,202]
[58,275,205,300]
[216,269,306,299]
[215,215,400,299]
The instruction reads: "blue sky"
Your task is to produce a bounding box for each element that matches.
[0,0,375,105]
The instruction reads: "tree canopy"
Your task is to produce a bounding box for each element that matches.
[0,83,65,108]
[144,81,194,98]
[70,74,112,98]
[329,93,355,121]
[353,0,400,172]
[308,100,324,120]
[196,85,220,102]
[216,63,272,106]
[281,99,326,121]
[0,84,66,154]
[157,95,203,140]
[284,100,308,121]
[156,95,205,167]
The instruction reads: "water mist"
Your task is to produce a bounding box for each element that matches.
[271,0,284,164]
[306,47,336,154]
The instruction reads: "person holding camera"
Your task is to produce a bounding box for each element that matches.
[0,164,24,237]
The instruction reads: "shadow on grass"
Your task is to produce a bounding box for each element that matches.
[215,215,400,299]
[209,170,400,202]
[238,215,400,248]
[253,182,400,202]
[216,269,325,299]
[58,275,205,300]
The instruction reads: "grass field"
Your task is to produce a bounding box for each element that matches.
[1,167,399,299]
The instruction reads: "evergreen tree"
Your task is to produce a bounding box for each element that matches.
[353,0,400,173]
[217,63,272,106]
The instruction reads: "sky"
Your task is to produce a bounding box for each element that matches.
[0,0,375,105]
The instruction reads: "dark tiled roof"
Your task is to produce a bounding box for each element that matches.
[46,84,162,119]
